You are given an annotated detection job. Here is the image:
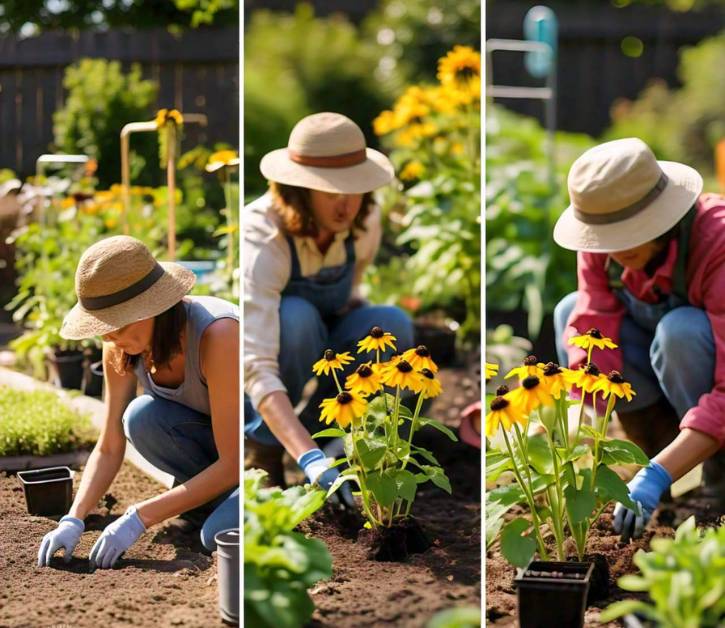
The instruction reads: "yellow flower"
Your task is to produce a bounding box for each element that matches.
[437,45,481,104]
[568,328,618,352]
[566,362,605,395]
[345,363,382,397]
[540,362,571,400]
[486,394,526,437]
[206,150,239,173]
[400,160,424,181]
[312,349,354,376]
[401,345,438,373]
[593,370,636,402]
[357,326,397,354]
[319,391,367,429]
[505,355,544,381]
[380,358,419,391]
[507,376,553,415]
[373,109,401,136]
[485,363,499,381]
[155,108,183,128]
[412,368,442,399]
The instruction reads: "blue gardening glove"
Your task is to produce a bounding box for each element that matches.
[298,448,355,509]
[37,515,84,567]
[89,506,146,570]
[613,461,672,542]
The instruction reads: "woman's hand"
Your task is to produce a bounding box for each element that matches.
[37,516,85,567]
[89,506,146,570]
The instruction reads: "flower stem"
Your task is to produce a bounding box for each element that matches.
[401,393,425,471]
[331,369,342,394]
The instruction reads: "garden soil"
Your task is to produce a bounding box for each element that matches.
[0,461,223,627]
[298,364,482,627]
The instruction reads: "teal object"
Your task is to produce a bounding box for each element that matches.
[177,260,216,281]
[523,6,557,79]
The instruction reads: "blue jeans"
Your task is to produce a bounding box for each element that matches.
[553,291,715,417]
[122,395,239,551]
[245,299,415,446]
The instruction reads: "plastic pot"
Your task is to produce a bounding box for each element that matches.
[514,560,594,628]
[215,528,239,625]
[46,349,84,390]
[413,321,456,366]
[82,360,104,398]
[17,466,74,517]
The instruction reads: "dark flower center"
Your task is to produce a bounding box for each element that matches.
[396,360,413,373]
[415,345,430,357]
[370,326,384,338]
[490,396,509,411]
[522,376,540,390]
[608,370,625,384]
[584,363,601,376]
[496,385,509,396]
[420,368,434,379]
[324,349,335,361]
[357,364,373,378]
[336,392,353,404]
[523,355,538,365]
[543,362,561,376]
[586,328,603,339]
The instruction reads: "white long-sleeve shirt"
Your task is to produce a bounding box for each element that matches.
[243,192,381,408]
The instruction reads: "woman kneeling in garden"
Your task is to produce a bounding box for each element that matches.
[38,236,239,569]
[244,112,414,500]
[553,138,725,540]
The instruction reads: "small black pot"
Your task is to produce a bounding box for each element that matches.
[47,349,84,390]
[514,561,594,628]
[82,360,104,398]
[17,466,74,517]
[413,321,456,366]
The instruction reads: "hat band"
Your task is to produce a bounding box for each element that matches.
[573,172,669,225]
[80,263,165,311]
[288,148,367,168]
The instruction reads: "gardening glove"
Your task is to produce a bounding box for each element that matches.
[37,515,85,567]
[613,461,672,542]
[89,506,146,570]
[298,448,356,510]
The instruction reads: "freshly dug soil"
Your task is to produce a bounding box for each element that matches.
[0,461,222,627]
[299,364,482,627]
[357,516,431,561]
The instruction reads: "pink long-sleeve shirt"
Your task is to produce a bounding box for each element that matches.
[563,193,725,447]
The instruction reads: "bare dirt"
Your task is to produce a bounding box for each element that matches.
[0,461,224,628]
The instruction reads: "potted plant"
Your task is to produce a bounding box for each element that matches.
[17,466,74,517]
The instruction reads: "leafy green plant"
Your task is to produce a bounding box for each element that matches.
[244,468,332,628]
[0,387,96,456]
[601,516,725,627]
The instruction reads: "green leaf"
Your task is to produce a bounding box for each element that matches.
[487,483,526,508]
[412,445,441,467]
[601,438,649,466]
[599,600,658,623]
[564,485,596,523]
[418,465,453,494]
[394,469,418,502]
[525,434,554,475]
[356,440,387,470]
[311,427,347,439]
[562,444,589,463]
[366,470,397,507]
[500,518,536,568]
[325,474,357,500]
[416,416,458,441]
[594,465,636,510]
[616,575,651,592]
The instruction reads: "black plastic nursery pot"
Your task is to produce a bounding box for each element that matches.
[82,360,104,398]
[17,466,74,517]
[413,321,456,366]
[46,349,84,390]
[514,561,594,628]
[215,528,239,625]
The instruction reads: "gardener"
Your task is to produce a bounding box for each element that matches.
[37,235,239,569]
[244,112,414,498]
[553,137,725,541]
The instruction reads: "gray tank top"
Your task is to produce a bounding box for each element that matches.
[134,295,239,415]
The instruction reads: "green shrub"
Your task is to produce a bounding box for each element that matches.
[0,387,96,456]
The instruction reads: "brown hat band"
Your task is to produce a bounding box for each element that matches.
[288,148,367,168]
[573,172,669,225]
[80,263,165,311]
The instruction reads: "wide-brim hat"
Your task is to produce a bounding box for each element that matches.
[260,112,395,194]
[61,236,196,340]
[554,138,703,253]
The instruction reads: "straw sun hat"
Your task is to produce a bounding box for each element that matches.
[260,112,395,194]
[554,138,703,253]
[61,236,196,340]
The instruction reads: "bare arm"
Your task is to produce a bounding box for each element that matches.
[136,318,240,527]
[257,390,318,460]
[654,427,720,482]
[67,343,135,520]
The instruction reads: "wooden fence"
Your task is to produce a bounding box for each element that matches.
[0,27,239,177]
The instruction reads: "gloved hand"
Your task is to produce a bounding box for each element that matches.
[37,515,85,567]
[298,448,356,509]
[89,506,146,570]
[613,461,672,542]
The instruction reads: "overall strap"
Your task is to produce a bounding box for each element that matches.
[343,231,356,264]
[671,206,696,301]
[285,235,302,280]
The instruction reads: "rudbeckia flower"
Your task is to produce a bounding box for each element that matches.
[593,370,636,402]
[357,326,397,354]
[205,149,239,173]
[541,362,571,399]
[568,328,617,352]
[486,395,526,437]
[507,375,553,415]
[566,362,604,395]
[380,358,419,391]
[412,368,442,399]
[155,108,183,127]
[312,349,354,376]
[402,345,438,373]
[319,391,367,428]
[485,362,499,381]
[505,355,544,381]
[345,363,382,397]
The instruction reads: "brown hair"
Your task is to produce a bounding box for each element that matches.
[269,181,373,238]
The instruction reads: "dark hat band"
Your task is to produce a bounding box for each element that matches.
[573,172,669,225]
[288,148,367,168]
[79,263,165,311]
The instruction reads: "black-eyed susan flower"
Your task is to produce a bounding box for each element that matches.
[205,149,239,173]
[312,349,354,376]
[593,370,636,402]
[507,375,553,415]
[402,345,438,373]
[319,391,367,428]
[357,326,397,354]
[437,45,481,104]
[541,362,571,400]
[568,328,617,352]
[485,362,499,381]
[155,108,183,127]
[380,358,419,391]
[505,355,544,381]
[486,395,526,437]
[412,368,442,399]
[345,363,382,397]
[496,384,509,396]
[566,362,605,395]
